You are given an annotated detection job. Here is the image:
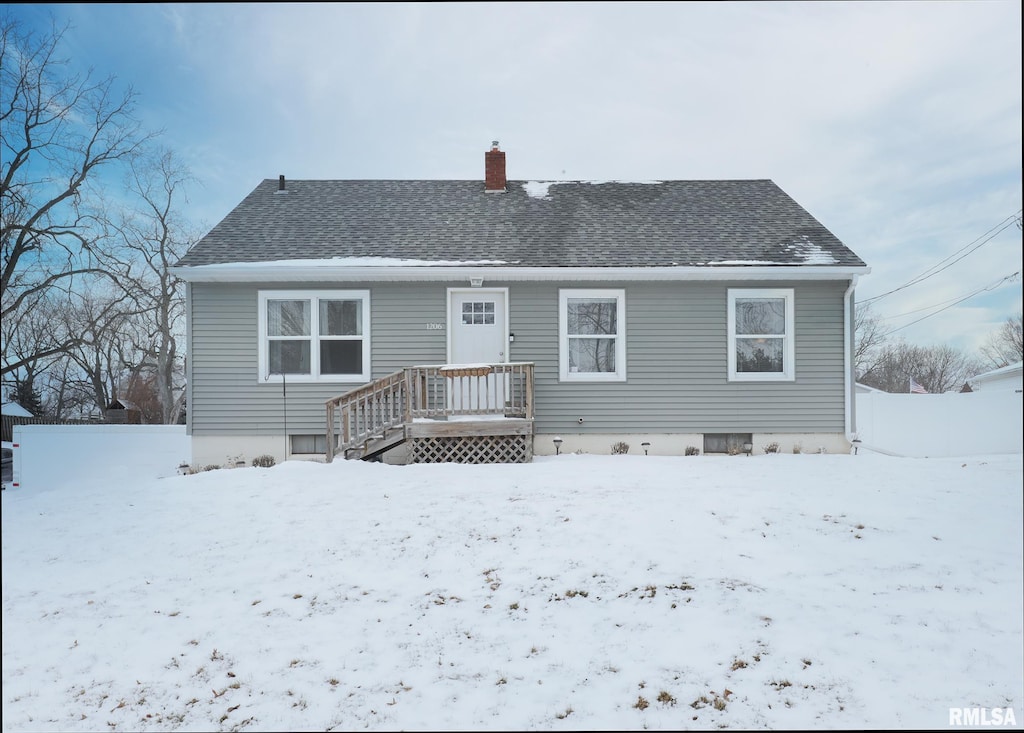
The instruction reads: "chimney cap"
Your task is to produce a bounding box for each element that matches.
[491,140,500,150]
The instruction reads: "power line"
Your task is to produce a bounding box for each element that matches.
[877,271,1021,320]
[859,209,1022,305]
[881,271,1021,336]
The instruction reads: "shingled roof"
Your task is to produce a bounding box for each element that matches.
[175,178,866,269]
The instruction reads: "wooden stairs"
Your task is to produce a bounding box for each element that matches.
[326,363,534,464]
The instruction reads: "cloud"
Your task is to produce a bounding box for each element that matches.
[7,1,1021,352]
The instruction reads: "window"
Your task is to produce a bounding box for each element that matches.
[727,288,794,381]
[258,290,370,382]
[703,433,753,455]
[559,289,626,381]
[291,434,328,454]
[462,301,495,325]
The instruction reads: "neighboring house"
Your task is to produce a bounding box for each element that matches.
[969,361,1023,393]
[855,382,886,394]
[172,143,870,465]
[105,398,142,424]
[1,401,34,418]
[1,401,34,444]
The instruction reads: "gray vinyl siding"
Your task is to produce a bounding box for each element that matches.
[188,279,850,437]
[188,282,450,436]
[513,280,848,434]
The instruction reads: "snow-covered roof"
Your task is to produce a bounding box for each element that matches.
[174,179,868,276]
[971,361,1023,381]
[970,361,1023,390]
[1,401,34,417]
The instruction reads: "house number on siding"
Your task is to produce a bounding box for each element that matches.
[426,323,445,330]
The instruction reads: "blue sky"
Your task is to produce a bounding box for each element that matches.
[8,2,1022,354]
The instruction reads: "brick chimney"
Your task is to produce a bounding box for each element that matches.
[484,141,506,193]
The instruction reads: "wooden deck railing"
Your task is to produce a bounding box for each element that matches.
[325,362,534,461]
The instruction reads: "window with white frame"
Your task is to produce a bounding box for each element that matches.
[559,289,626,381]
[258,290,370,382]
[727,288,795,381]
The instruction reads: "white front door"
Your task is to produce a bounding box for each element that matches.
[448,289,508,412]
[449,289,507,365]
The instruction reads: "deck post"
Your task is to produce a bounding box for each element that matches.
[525,363,535,419]
[342,405,351,449]
[326,401,336,462]
[403,369,414,422]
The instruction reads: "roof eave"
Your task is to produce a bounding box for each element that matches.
[172,264,871,283]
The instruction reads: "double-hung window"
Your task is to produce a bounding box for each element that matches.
[727,288,794,381]
[258,290,370,382]
[559,289,626,381]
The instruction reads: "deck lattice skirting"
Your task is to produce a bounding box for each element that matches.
[325,363,534,464]
[411,434,533,464]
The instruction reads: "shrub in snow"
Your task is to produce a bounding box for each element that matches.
[685,446,700,456]
[610,441,630,455]
[252,454,276,468]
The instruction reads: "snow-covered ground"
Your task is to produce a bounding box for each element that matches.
[3,452,1022,731]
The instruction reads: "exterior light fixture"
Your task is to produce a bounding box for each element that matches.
[742,441,753,456]
[553,436,563,455]
[641,441,650,455]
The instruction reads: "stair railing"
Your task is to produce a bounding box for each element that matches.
[326,362,534,462]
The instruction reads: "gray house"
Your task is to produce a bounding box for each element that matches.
[173,144,870,466]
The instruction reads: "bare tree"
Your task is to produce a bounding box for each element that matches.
[854,301,888,377]
[1,14,153,378]
[111,149,195,423]
[858,339,983,394]
[978,312,1023,368]
[59,290,125,414]
[0,289,65,414]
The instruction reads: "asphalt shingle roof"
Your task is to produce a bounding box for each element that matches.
[175,179,866,269]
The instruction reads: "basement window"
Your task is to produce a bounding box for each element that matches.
[291,434,327,454]
[703,433,753,455]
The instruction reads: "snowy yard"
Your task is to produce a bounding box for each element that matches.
[2,452,1022,731]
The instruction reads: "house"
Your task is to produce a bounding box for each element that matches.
[1,401,34,418]
[172,143,870,466]
[104,397,142,424]
[2,400,35,444]
[855,382,886,394]
[969,361,1023,393]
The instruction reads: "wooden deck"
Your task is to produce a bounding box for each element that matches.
[326,363,534,463]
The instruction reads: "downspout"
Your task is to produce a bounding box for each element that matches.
[184,281,195,468]
[843,276,860,446]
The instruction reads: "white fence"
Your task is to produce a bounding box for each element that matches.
[9,424,189,491]
[855,390,1023,457]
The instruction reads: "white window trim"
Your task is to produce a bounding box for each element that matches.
[257,289,371,383]
[727,288,795,382]
[559,288,627,382]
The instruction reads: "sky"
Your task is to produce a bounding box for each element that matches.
[5,2,1023,355]
[3,441,1023,731]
